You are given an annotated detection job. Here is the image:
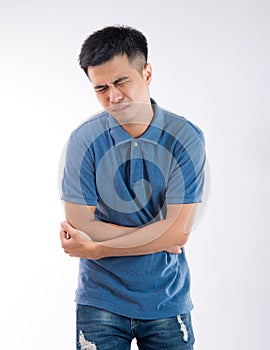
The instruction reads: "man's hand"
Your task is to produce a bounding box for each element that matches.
[165,246,182,254]
[60,221,102,260]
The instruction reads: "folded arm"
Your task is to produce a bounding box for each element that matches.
[61,202,197,259]
[64,201,136,241]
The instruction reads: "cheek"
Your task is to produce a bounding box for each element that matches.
[133,84,149,101]
[95,93,108,106]
[124,82,145,100]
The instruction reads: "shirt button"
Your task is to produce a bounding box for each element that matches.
[133,142,138,147]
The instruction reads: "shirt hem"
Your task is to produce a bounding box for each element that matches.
[75,297,194,319]
[166,197,202,204]
[61,195,97,206]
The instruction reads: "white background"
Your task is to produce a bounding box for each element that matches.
[1,0,269,349]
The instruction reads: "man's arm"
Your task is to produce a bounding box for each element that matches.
[64,201,135,241]
[60,203,197,259]
[63,201,182,254]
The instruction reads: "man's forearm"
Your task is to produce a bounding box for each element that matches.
[60,220,183,261]
[81,220,135,241]
[96,217,189,258]
[64,202,135,241]
[64,203,195,258]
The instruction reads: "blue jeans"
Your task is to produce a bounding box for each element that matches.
[76,304,195,350]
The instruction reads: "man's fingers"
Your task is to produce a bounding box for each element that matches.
[165,246,182,254]
[59,222,68,240]
[60,231,70,248]
[60,221,75,241]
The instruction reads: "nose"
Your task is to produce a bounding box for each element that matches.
[108,85,123,104]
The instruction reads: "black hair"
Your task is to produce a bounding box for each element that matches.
[78,25,148,76]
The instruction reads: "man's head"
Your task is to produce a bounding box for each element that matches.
[78,25,153,129]
[79,25,148,76]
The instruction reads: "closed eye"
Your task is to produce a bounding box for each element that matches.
[94,85,108,93]
[94,77,130,93]
[114,77,129,86]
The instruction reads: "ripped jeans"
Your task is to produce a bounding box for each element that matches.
[76,304,195,350]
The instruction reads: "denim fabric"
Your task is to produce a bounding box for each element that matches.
[76,304,195,350]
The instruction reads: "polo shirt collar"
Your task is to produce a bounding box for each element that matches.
[107,98,164,145]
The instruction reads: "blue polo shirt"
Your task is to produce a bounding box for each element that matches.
[61,100,205,319]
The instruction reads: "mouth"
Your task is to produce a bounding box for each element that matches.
[110,103,130,114]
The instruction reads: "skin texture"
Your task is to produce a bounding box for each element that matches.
[60,54,197,259]
[60,203,196,259]
[87,54,154,137]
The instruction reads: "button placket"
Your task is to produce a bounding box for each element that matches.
[130,141,141,184]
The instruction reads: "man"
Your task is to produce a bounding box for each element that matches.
[60,25,205,350]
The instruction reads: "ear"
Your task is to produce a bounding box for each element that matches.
[143,63,152,85]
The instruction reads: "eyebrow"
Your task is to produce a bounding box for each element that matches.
[94,76,129,90]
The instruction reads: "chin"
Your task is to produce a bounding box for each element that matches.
[114,113,136,124]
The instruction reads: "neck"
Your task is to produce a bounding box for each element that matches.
[121,103,154,138]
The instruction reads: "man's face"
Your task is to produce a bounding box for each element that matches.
[87,54,152,123]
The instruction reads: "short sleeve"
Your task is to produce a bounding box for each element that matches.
[166,125,206,204]
[61,131,98,205]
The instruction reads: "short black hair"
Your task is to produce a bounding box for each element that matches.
[78,25,148,76]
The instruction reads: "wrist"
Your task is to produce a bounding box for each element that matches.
[92,242,106,260]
